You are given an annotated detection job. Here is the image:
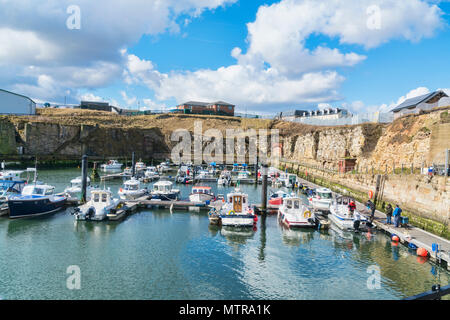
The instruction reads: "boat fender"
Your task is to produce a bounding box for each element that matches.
[417,247,429,257]
[353,220,361,231]
[391,235,400,242]
[303,210,311,218]
[253,215,258,222]
[408,243,418,250]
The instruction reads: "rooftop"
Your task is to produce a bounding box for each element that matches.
[391,90,448,113]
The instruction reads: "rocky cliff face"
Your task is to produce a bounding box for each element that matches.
[1,108,448,166]
[279,108,450,171]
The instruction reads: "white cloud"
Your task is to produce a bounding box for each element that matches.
[120,91,137,106]
[124,0,443,112]
[0,0,236,101]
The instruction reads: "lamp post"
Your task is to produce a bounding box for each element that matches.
[261,164,268,215]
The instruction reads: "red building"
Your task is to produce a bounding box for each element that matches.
[175,101,235,116]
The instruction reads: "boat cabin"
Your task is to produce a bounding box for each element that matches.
[22,185,55,196]
[123,179,140,191]
[192,186,212,195]
[283,197,302,209]
[227,191,248,213]
[315,188,333,200]
[153,181,173,193]
[91,190,113,204]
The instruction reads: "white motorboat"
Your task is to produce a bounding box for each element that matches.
[64,176,96,199]
[217,170,231,185]
[278,196,315,228]
[189,186,215,203]
[328,196,369,231]
[218,188,256,227]
[72,189,122,221]
[101,160,123,171]
[158,161,171,173]
[308,187,333,212]
[135,161,146,171]
[118,177,147,200]
[151,180,180,200]
[144,166,160,181]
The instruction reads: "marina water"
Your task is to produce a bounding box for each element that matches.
[0,168,448,299]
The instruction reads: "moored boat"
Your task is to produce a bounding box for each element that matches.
[189,186,215,203]
[328,196,369,231]
[308,187,333,213]
[72,189,122,221]
[118,177,147,200]
[101,160,123,171]
[278,196,315,228]
[150,180,180,200]
[8,184,66,219]
[218,188,256,227]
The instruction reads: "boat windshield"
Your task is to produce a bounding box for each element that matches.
[125,184,139,191]
[294,200,300,209]
[318,192,332,199]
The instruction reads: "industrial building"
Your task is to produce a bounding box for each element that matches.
[0,89,36,115]
[78,100,112,112]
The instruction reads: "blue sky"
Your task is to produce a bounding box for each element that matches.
[1,0,449,114]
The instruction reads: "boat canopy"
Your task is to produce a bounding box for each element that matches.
[22,185,55,196]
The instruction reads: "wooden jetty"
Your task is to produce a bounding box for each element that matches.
[295,175,450,270]
[100,172,132,181]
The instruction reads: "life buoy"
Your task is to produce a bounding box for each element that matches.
[228,210,235,215]
[303,210,311,218]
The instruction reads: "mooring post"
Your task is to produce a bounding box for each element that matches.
[254,154,259,185]
[131,152,135,177]
[81,155,88,204]
[261,164,268,215]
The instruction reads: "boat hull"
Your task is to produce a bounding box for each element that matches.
[219,215,254,227]
[8,196,66,219]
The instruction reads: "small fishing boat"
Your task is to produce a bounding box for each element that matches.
[278,196,315,228]
[8,184,66,219]
[189,186,215,203]
[144,166,160,181]
[218,188,256,227]
[118,177,147,200]
[101,160,123,171]
[328,196,369,231]
[72,189,122,221]
[135,161,146,171]
[64,176,96,199]
[158,161,171,173]
[268,190,290,206]
[308,187,333,213]
[150,180,180,200]
[217,170,231,186]
[195,170,217,182]
[0,170,27,200]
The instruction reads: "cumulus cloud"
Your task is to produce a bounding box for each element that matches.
[124,0,444,112]
[0,0,236,102]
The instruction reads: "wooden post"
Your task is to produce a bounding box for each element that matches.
[81,155,88,204]
[132,152,135,177]
[261,164,268,215]
[411,163,414,175]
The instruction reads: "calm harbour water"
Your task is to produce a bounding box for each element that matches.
[0,167,448,300]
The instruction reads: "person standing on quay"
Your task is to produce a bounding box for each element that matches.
[366,200,376,222]
[385,204,393,225]
[393,204,402,228]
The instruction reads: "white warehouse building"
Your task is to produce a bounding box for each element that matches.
[0,89,36,115]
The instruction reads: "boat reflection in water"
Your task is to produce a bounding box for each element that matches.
[73,218,119,234]
[278,220,314,247]
[220,225,257,246]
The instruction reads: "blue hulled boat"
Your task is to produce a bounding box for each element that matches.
[8,184,66,219]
